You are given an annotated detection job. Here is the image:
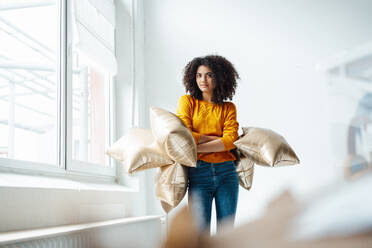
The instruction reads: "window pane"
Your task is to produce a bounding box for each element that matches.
[69,0,114,167]
[0,2,59,165]
[71,53,111,166]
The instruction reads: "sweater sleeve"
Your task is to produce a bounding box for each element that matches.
[176,95,201,144]
[220,102,239,151]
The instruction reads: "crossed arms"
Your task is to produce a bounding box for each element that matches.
[196,134,225,153]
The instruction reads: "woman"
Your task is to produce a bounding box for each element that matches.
[176,55,240,234]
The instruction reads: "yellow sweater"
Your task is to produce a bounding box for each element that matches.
[176,94,239,163]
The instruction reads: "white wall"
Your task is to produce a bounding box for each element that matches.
[142,0,372,225]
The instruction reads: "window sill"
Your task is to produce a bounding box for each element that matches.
[0,172,138,193]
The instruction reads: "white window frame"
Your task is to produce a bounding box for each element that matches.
[0,0,117,183]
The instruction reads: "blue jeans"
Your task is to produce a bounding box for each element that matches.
[188,160,239,234]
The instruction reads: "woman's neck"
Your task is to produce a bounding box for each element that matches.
[202,92,213,103]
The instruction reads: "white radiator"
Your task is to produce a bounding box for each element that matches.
[2,233,91,248]
[0,216,165,248]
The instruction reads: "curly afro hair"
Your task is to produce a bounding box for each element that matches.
[183,55,239,105]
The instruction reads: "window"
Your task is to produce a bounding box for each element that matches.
[67,0,116,176]
[0,0,118,180]
[0,1,59,166]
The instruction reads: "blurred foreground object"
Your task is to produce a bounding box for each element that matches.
[234,127,300,167]
[163,207,201,248]
[163,173,372,248]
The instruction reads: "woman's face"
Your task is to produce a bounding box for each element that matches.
[196,65,214,94]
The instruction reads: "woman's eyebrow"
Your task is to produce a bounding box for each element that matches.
[196,71,212,74]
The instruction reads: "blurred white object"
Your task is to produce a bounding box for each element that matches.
[291,172,372,240]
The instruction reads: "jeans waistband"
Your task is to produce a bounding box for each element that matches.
[197,160,236,167]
